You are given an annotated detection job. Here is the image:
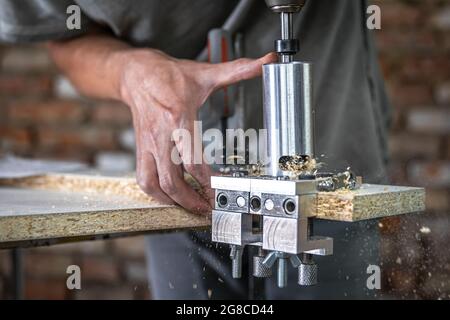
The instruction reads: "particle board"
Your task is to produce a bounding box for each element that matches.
[316,184,425,222]
[0,172,425,247]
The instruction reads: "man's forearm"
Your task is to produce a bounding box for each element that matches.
[46,32,275,213]
[47,34,131,101]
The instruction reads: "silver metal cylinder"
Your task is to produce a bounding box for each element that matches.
[280,12,293,40]
[280,12,294,63]
[262,62,314,177]
[230,245,243,278]
[277,257,288,288]
[232,255,242,278]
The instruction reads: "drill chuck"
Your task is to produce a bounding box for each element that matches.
[265,0,306,13]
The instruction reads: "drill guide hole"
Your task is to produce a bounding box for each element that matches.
[217,193,228,208]
[284,199,296,214]
[250,196,261,211]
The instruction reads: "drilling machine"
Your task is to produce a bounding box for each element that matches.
[210,0,359,288]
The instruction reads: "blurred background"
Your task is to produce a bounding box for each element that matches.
[0,0,449,299]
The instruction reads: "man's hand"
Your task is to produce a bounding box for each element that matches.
[48,34,276,214]
[118,49,275,214]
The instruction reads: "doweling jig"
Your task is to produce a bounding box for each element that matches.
[210,0,359,288]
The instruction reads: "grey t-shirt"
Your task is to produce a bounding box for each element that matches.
[0,0,391,183]
[0,0,391,299]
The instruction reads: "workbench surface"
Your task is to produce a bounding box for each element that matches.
[0,172,425,249]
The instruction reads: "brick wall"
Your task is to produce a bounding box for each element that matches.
[374,0,450,299]
[0,45,133,165]
[0,237,149,299]
[0,0,449,299]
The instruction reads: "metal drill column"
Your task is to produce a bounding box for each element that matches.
[262,62,314,177]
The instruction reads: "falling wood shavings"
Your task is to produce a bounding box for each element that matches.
[420,226,431,234]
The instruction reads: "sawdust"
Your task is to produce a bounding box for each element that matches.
[249,163,263,176]
[278,155,319,176]
[221,154,263,177]
[0,172,212,205]
[330,186,352,194]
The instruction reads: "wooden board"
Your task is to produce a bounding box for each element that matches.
[0,186,209,248]
[0,172,211,248]
[316,184,425,221]
[0,172,425,248]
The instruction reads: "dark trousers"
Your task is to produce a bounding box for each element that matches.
[145,220,379,299]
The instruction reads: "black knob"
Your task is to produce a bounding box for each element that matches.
[265,0,306,12]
